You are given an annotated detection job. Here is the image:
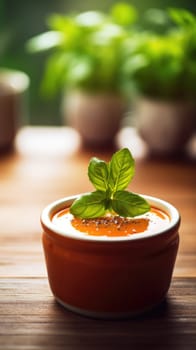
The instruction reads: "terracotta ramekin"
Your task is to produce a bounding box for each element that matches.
[41,194,180,319]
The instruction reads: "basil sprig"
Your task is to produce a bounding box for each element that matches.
[70,148,150,219]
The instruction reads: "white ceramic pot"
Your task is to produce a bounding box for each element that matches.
[0,69,29,150]
[134,97,196,155]
[62,91,126,148]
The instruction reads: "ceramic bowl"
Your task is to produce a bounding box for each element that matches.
[41,194,180,319]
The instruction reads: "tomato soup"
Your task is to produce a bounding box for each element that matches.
[52,207,170,238]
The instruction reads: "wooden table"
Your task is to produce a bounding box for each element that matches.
[0,126,196,349]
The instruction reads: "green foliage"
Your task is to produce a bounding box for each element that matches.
[70,148,150,219]
[26,4,196,101]
[88,158,109,192]
[122,8,196,99]
[70,191,107,219]
[26,3,137,97]
[112,191,150,217]
[108,147,135,192]
[111,3,138,26]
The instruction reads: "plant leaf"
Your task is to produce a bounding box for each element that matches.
[112,190,150,217]
[88,157,109,192]
[70,148,150,219]
[26,31,63,53]
[108,148,135,193]
[111,3,138,26]
[70,191,106,219]
[168,8,196,28]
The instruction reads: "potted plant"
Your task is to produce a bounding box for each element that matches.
[0,31,29,151]
[0,68,29,151]
[122,8,196,155]
[41,148,180,318]
[27,3,137,148]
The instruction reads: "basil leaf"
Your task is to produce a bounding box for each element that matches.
[112,190,150,217]
[70,148,150,219]
[70,191,106,219]
[88,157,109,192]
[109,148,135,193]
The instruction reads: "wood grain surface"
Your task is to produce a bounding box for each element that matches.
[0,277,195,350]
[0,127,196,349]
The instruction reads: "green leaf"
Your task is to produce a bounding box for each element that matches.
[108,148,135,193]
[41,52,70,97]
[26,31,63,53]
[75,11,105,27]
[70,191,106,219]
[168,8,196,28]
[66,55,94,86]
[112,191,150,217]
[70,148,150,219]
[88,158,109,192]
[111,3,138,26]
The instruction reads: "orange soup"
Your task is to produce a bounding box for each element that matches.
[52,207,170,238]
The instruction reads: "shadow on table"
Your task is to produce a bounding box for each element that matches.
[45,296,194,350]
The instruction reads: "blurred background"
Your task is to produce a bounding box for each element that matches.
[1,0,196,126]
[0,0,195,156]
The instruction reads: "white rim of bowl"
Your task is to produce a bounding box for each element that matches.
[41,193,180,242]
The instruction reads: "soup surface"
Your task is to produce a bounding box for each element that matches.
[52,207,170,238]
